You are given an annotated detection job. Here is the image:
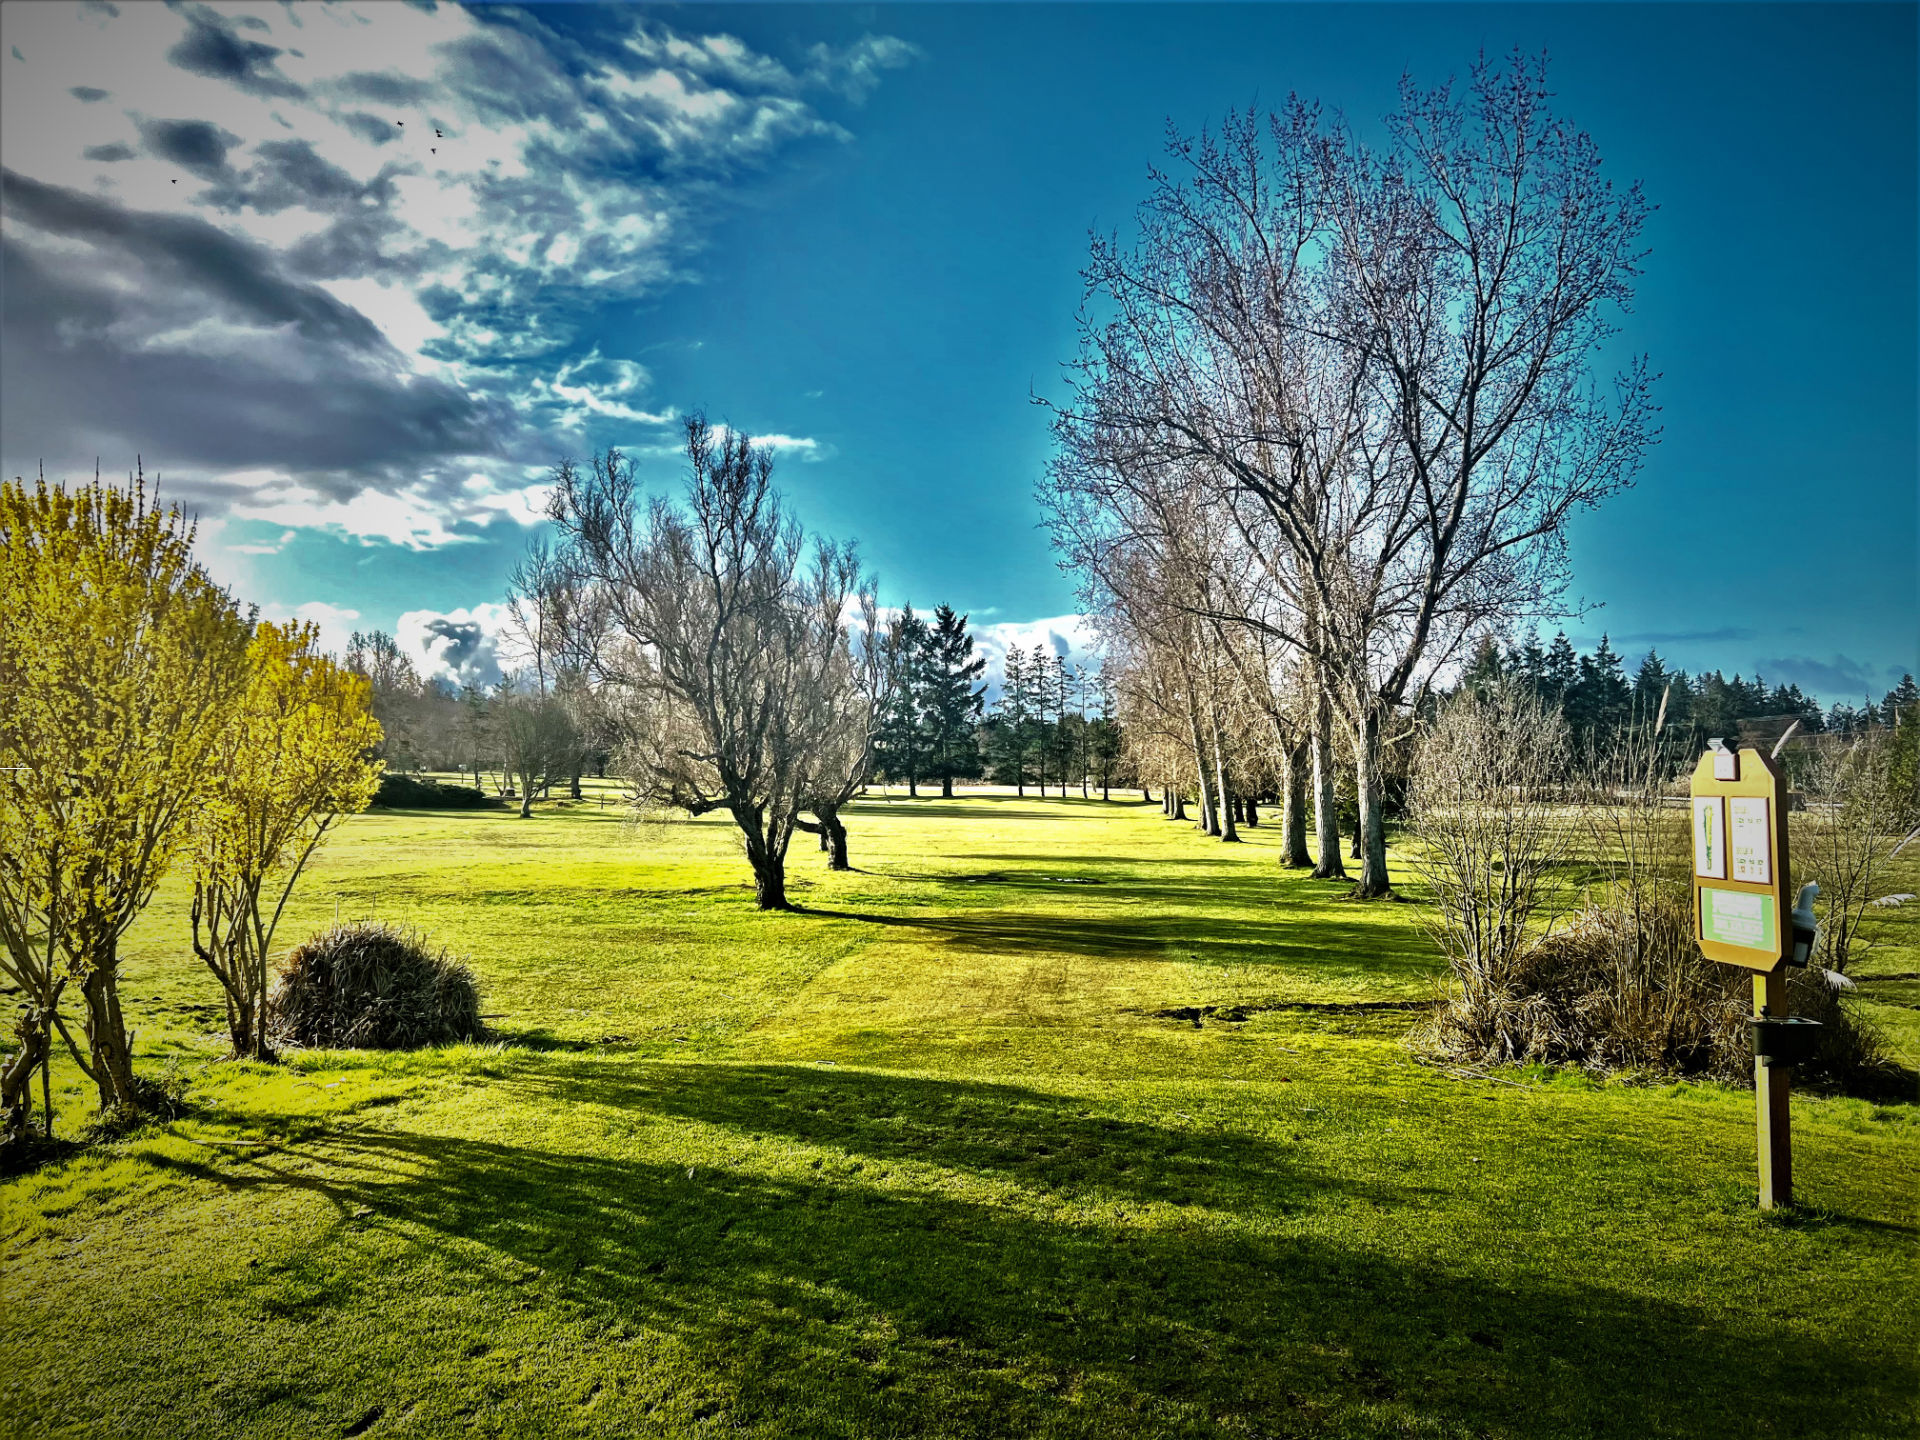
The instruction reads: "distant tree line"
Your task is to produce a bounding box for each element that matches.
[1456,632,1919,752]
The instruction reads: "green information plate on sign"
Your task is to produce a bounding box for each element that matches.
[1701,888,1777,953]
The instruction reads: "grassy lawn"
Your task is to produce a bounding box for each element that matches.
[3,791,1915,1438]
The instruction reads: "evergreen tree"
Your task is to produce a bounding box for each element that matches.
[1664,667,1696,737]
[1632,649,1668,713]
[1883,673,1919,727]
[1462,635,1504,699]
[1542,632,1579,705]
[1026,645,1054,791]
[1089,667,1121,800]
[1569,633,1631,740]
[989,647,1032,792]
[873,605,930,795]
[1692,670,1737,738]
[1510,637,1549,699]
[920,604,987,798]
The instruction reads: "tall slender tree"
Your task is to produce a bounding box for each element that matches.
[920,605,988,798]
[874,605,931,795]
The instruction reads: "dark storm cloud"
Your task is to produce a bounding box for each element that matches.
[414,615,504,686]
[69,85,109,102]
[82,142,135,162]
[335,70,433,108]
[5,169,383,346]
[141,117,239,177]
[0,170,511,484]
[166,3,303,98]
[206,137,368,215]
[338,111,400,147]
[423,618,484,667]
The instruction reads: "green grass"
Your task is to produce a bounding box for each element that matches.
[3,791,1916,1438]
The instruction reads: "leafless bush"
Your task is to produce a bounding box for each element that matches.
[1796,733,1907,973]
[1408,684,1575,1009]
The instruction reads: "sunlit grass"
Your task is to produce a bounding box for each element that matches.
[3,790,1915,1438]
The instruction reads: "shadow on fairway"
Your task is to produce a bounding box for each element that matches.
[799,903,1437,975]
[156,1060,1910,1440]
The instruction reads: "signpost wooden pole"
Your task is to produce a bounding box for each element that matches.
[1753,971,1791,1208]
[1689,743,1795,1209]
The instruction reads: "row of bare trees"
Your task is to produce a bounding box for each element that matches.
[1040,54,1656,896]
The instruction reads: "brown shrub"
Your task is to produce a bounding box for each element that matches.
[269,922,485,1050]
[1420,895,1898,1091]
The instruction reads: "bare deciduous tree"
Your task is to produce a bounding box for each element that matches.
[550,417,868,909]
[1047,53,1655,897]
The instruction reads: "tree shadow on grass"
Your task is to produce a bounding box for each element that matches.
[799,904,1440,977]
[143,1061,1912,1439]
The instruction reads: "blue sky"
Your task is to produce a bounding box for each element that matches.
[3,3,1914,700]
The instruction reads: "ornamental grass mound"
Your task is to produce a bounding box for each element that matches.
[1420,896,1899,1094]
[269,921,485,1050]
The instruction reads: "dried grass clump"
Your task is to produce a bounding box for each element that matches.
[1420,895,1899,1091]
[269,922,484,1050]
[1420,895,1749,1081]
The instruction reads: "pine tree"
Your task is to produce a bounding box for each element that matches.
[1569,633,1631,742]
[1542,632,1579,705]
[1462,635,1504,699]
[1882,673,1919,727]
[990,647,1031,792]
[1692,670,1736,739]
[1511,637,1549,699]
[874,605,930,795]
[920,605,987,798]
[1027,645,1053,792]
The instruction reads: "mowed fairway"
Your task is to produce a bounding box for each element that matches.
[3,792,1916,1439]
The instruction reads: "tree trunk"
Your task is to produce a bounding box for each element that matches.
[825,812,850,871]
[1211,720,1239,843]
[1310,691,1346,879]
[942,774,954,799]
[1185,698,1218,835]
[1281,742,1311,867]
[2,1012,48,1143]
[908,774,918,798]
[1351,708,1393,898]
[81,964,139,1112]
[1244,796,1258,827]
[569,764,583,801]
[518,788,534,819]
[742,818,791,909]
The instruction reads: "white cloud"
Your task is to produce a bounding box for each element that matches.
[751,433,825,460]
[0,2,916,558]
[227,528,297,555]
[396,602,513,687]
[972,615,1102,698]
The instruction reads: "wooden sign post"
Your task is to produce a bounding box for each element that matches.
[1689,742,1796,1209]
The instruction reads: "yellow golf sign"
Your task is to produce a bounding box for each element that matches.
[1690,743,1790,971]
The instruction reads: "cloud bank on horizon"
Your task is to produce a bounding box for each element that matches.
[1,0,911,553]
